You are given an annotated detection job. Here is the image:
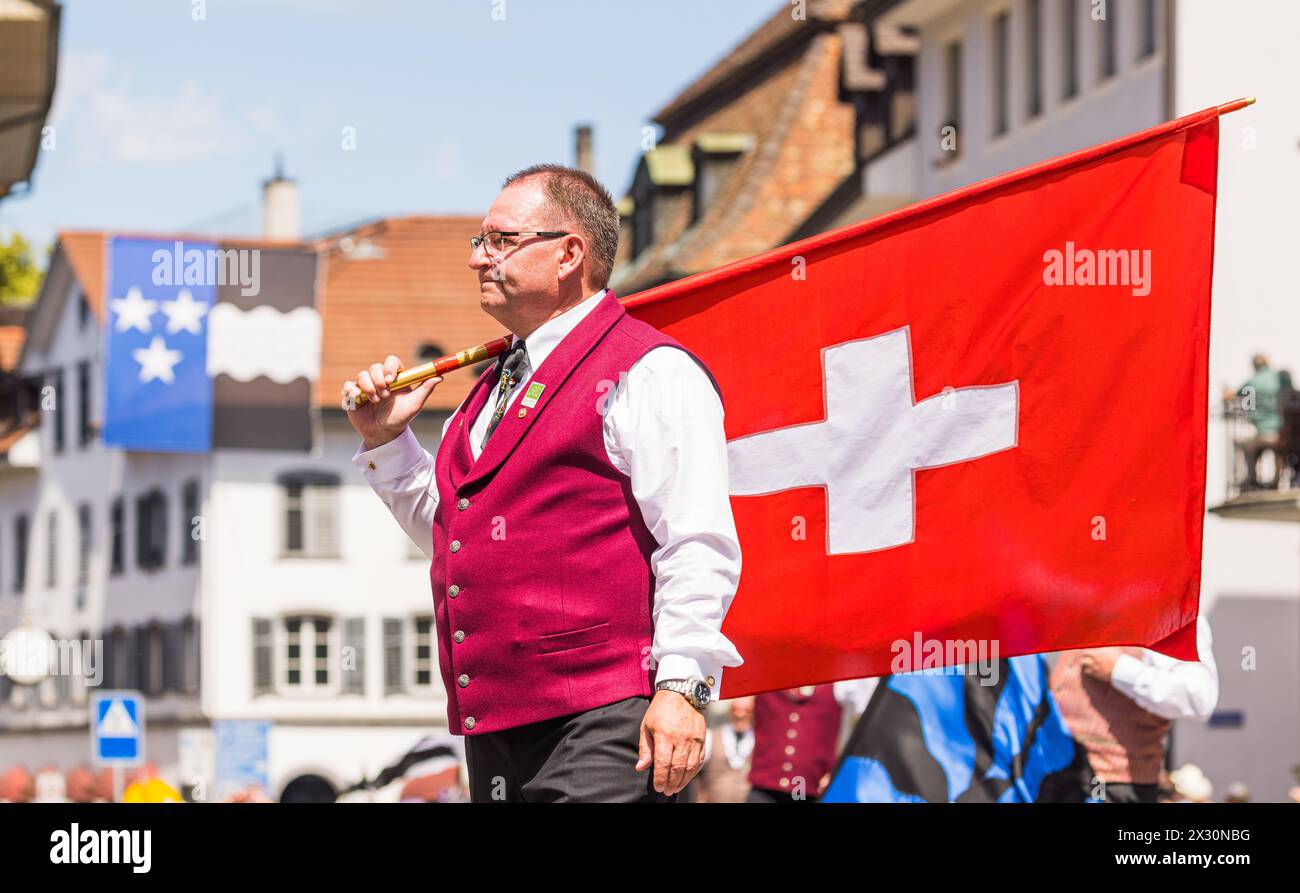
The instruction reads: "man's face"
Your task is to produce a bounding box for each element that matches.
[469,180,565,324]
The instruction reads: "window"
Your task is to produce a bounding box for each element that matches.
[110,497,124,575]
[78,292,91,330]
[1138,0,1157,59]
[139,622,163,695]
[282,615,332,691]
[45,511,57,589]
[285,617,302,686]
[77,503,91,587]
[253,619,273,695]
[49,368,65,454]
[942,39,963,134]
[76,360,92,447]
[163,621,182,692]
[991,11,1010,137]
[1025,0,1043,119]
[313,616,331,685]
[136,489,168,571]
[1061,0,1079,100]
[383,618,404,694]
[13,514,27,593]
[415,343,445,363]
[279,472,340,557]
[342,617,365,694]
[1097,0,1117,81]
[414,616,433,687]
[181,479,199,564]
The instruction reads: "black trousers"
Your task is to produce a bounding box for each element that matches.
[463,695,675,803]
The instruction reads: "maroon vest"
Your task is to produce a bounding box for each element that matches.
[430,291,713,735]
[748,686,842,794]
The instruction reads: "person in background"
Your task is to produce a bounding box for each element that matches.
[1228,353,1284,489]
[693,697,756,803]
[1051,615,1218,804]
[1223,781,1250,803]
[745,679,876,802]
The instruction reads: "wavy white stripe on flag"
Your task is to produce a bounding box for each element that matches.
[206,304,321,382]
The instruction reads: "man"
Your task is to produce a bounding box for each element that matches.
[1049,615,1218,804]
[693,698,756,804]
[744,679,875,802]
[1228,354,1284,489]
[343,164,742,802]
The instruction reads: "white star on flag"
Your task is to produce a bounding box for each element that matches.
[161,289,209,335]
[133,336,184,384]
[110,287,157,333]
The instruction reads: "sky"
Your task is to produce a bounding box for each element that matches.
[1,0,781,256]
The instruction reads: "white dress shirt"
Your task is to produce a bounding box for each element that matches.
[1108,614,1219,721]
[352,288,744,691]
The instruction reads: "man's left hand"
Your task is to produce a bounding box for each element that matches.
[636,690,706,796]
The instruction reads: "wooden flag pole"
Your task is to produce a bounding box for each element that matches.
[350,335,512,406]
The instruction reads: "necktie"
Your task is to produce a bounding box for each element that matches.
[480,340,527,449]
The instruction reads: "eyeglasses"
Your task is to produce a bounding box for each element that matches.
[469,230,569,256]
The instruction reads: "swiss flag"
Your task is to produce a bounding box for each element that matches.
[625,102,1234,698]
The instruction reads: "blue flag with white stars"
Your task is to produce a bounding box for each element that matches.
[103,237,215,452]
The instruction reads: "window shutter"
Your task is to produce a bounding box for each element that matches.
[342,618,365,694]
[253,619,272,694]
[383,619,404,694]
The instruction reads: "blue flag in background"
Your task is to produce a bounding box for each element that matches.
[103,237,215,452]
[821,655,1088,803]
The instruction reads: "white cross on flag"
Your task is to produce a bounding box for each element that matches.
[625,102,1231,697]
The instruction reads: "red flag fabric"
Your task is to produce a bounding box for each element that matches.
[625,103,1227,698]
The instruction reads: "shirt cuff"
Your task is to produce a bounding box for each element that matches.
[352,427,427,482]
[1109,653,1145,697]
[655,654,723,694]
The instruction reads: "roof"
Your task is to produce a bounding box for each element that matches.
[314,215,504,412]
[653,0,857,130]
[0,325,25,370]
[0,0,60,201]
[612,4,860,294]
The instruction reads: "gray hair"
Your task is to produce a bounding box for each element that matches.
[502,163,619,289]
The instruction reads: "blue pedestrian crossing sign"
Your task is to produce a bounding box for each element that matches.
[91,691,145,766]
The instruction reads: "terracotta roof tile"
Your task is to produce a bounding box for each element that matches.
[314,215,505,412]
[654,0,857,127]
[613,27,856,294]
[0,325,25,371]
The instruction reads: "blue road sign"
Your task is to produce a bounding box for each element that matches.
[91,690,145,767]
[214,720,270,797]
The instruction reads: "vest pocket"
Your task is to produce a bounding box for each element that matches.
[537,621,610,654]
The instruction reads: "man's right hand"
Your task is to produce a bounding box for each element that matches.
[342,355,443,450]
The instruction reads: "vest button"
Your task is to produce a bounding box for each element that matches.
[450,540,461,553]
[786,729,797,739]
[785,745,796,756]
[457,674,470,688]
[789,712,799,722]
[779,777,790,788]
[457,498,469,511]
[464,716,476,730]
[448,584,460,598]
[782,762,794,772]
[453,630,465,644]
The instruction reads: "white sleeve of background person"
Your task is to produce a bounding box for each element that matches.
[604,345,744,691]
[1109,615,1219,721]
[351,419,454,560]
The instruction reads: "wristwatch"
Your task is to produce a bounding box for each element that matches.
[655,677,712,711]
